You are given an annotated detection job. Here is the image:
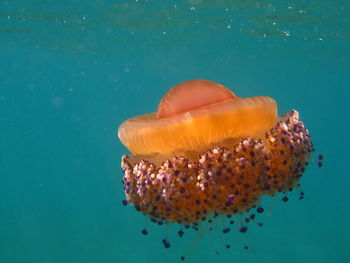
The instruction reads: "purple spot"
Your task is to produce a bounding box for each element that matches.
[222,228,231,234]
[228,194,235,201]
[164,242,170,248]
[263,184,271,191]
[225,201,232,207]
[239,226,248,233]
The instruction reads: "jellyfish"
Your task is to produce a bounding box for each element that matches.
[118,79,314,231]
[118,80,318,258]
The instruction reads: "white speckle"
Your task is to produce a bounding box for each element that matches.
[280,123,288,131]
[68,88,73,92]
[82,16,86,20]
[7,16,10,19]
[190,7,195,11]
[282,30,290,37]
[227,25,231,29]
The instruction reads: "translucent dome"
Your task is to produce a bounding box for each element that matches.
[118,79,278,157]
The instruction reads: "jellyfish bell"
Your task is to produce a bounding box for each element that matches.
[156,79,237,119]
[118,79,278,162]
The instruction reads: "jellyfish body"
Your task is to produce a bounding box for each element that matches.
[119,80,313,224]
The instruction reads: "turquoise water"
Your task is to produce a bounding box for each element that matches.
[1,1,349,262]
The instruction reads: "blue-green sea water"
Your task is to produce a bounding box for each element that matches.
[1,1,349,262]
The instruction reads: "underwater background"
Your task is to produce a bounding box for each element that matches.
[1,0,349,262]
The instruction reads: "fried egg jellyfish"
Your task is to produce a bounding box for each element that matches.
[118,80,318,259]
